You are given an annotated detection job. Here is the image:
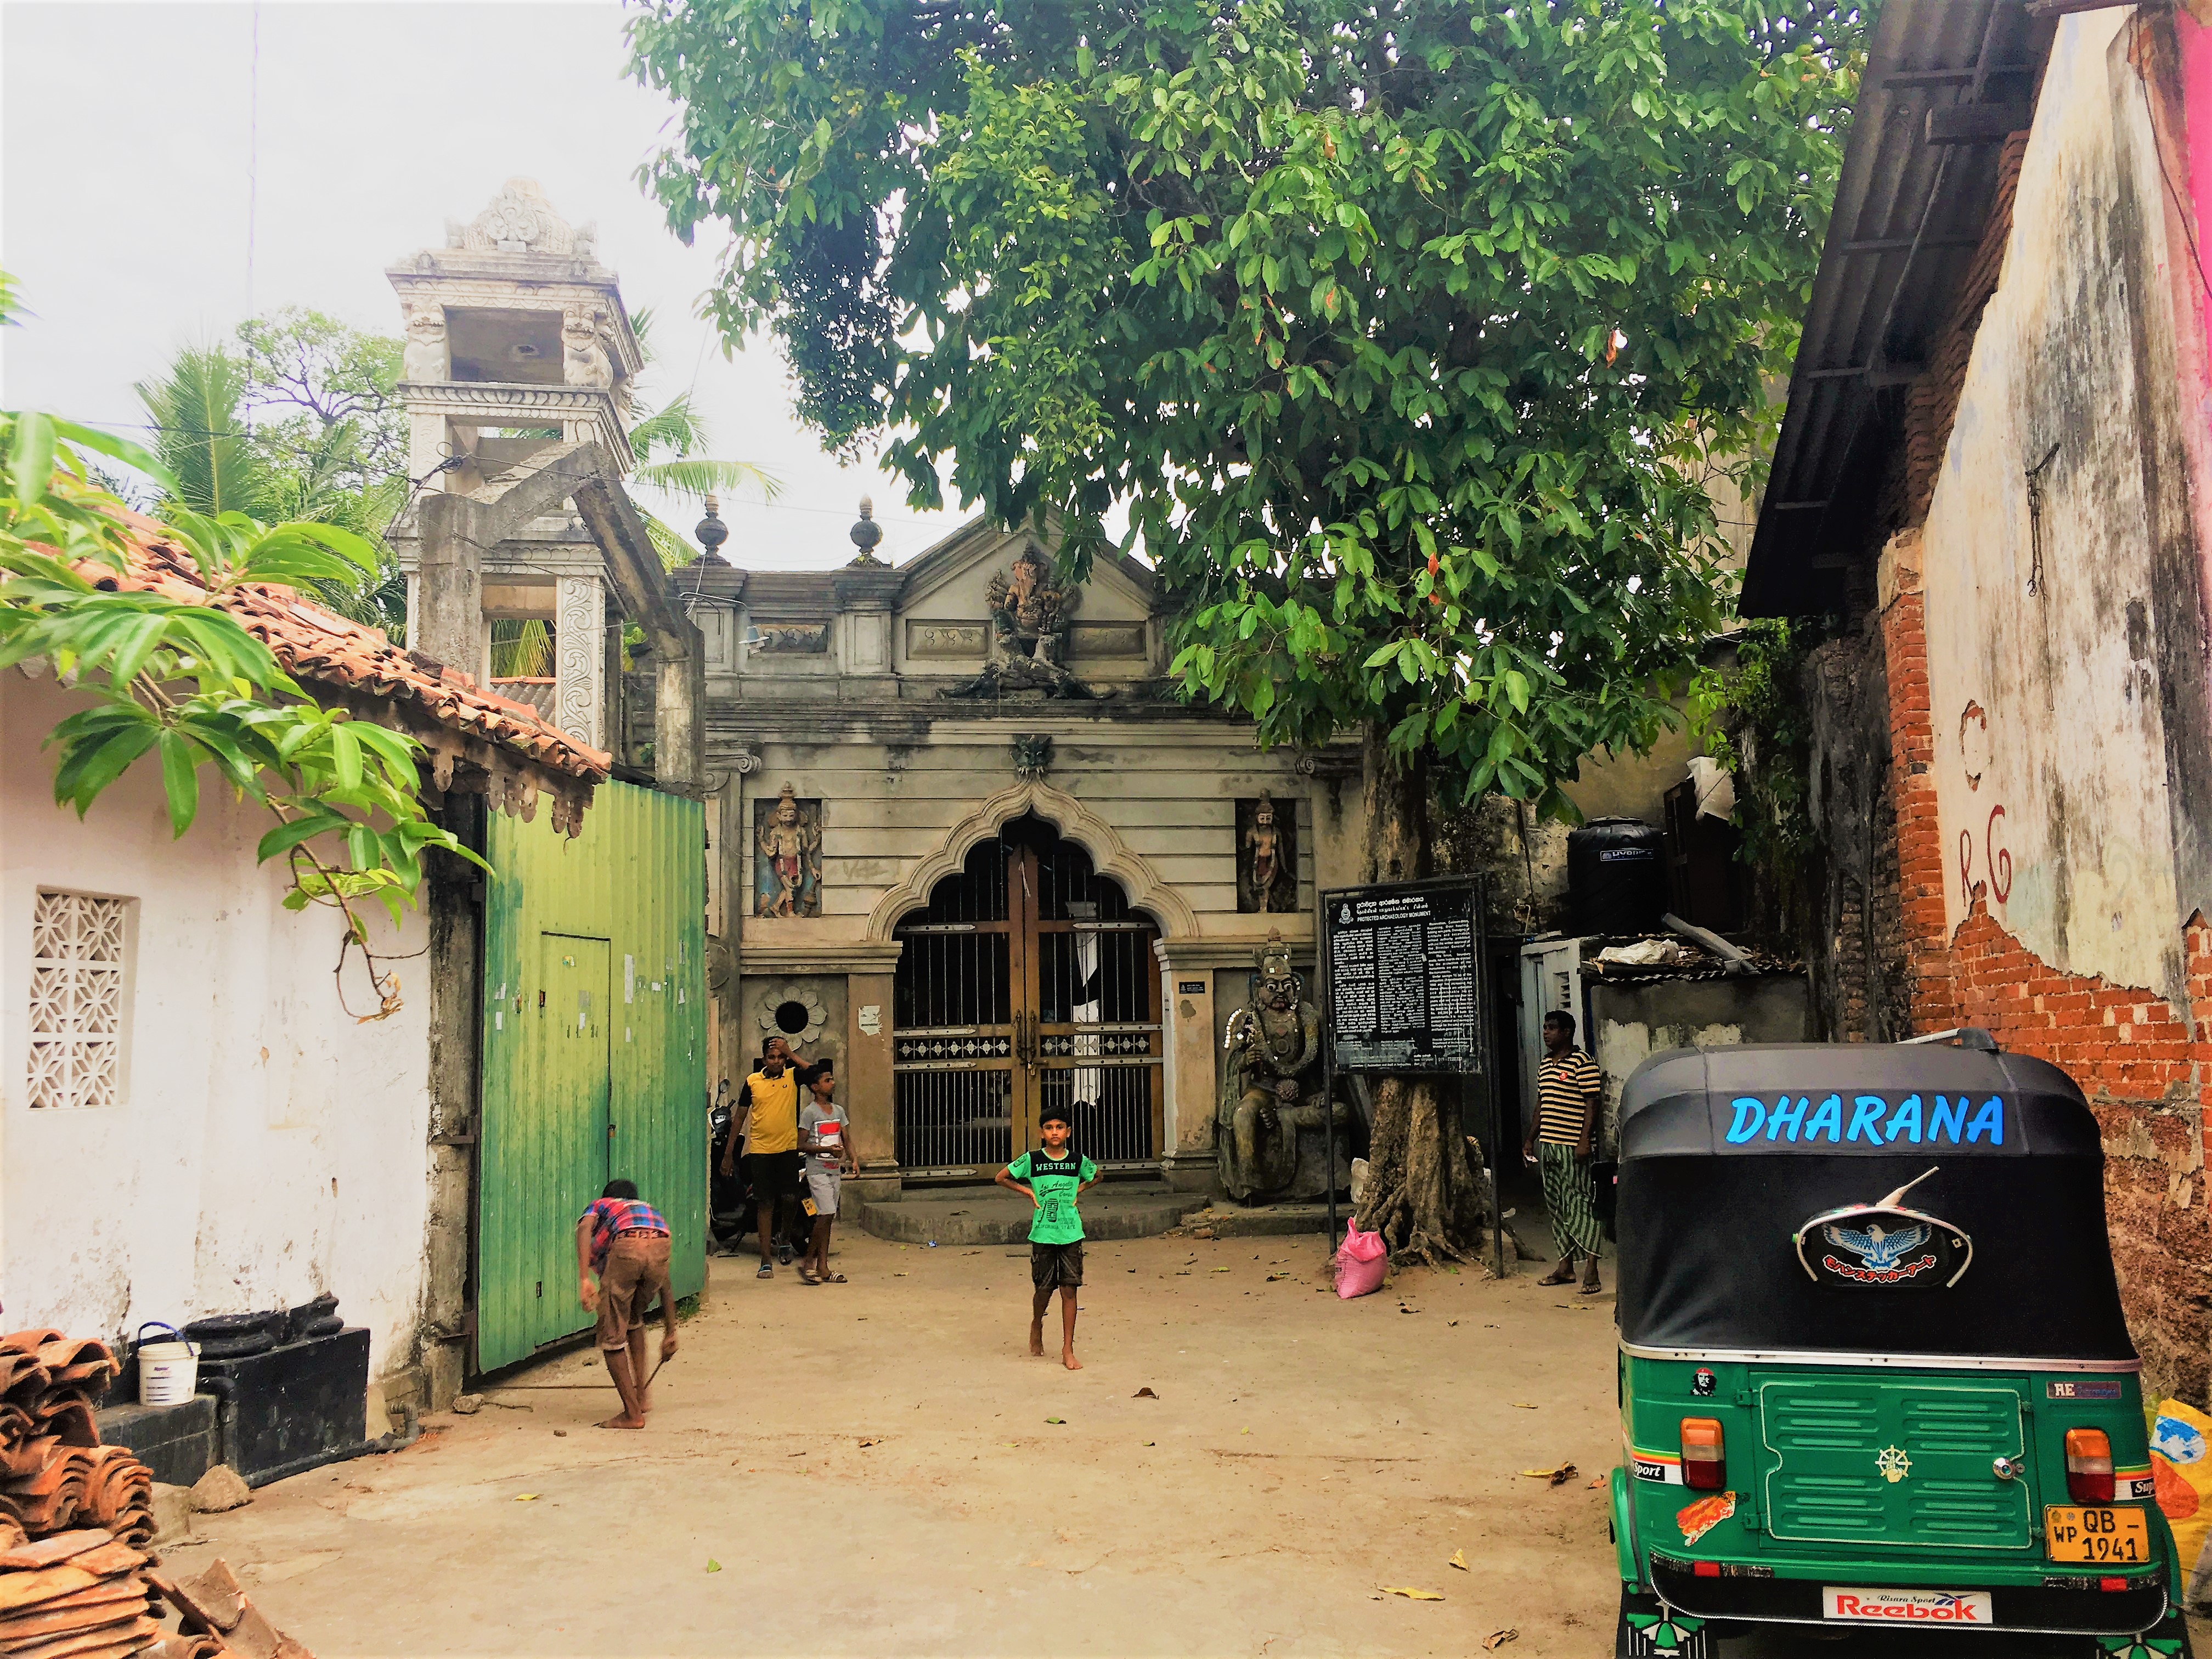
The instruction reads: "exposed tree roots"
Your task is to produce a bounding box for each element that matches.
[1352,1076,1494,1273]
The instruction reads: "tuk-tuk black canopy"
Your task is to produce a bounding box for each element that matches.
[1615,1043,2136,1362]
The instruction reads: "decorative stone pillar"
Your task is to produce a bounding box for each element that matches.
[845,967,900,1198]
[1153,940,1222,1194]
[554,574,605,750]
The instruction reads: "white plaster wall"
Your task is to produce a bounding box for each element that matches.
[1921,11,2187,995]
[1,673,432,1376]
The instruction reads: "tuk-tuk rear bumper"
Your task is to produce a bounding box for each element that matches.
[1646,1556,2168,1637]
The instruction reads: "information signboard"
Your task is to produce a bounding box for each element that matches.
[1321,878,1486,1074]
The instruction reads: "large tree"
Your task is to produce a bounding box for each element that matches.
[632,0,1858,1262]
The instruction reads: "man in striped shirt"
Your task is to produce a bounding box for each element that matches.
[1521,1010,1605,1293]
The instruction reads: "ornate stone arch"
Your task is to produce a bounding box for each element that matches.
[866,779,1199,941]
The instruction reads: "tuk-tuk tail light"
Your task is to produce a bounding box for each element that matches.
[2064,1428,2114,1505]
[1680,1418,1725,1492]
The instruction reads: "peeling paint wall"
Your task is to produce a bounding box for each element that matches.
[1922,12,2200,998]
[1,674,432,1378]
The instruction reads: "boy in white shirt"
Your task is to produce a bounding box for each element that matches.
[798,1059,854,1284]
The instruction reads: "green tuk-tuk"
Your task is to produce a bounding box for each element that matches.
[1609,1036,2193,1656]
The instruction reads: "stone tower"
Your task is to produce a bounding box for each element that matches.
[387,179,651,753]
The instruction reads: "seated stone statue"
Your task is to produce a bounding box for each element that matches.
[1217,934,1348,1204]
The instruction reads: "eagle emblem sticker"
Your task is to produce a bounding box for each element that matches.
[1795,1169,1972,1290]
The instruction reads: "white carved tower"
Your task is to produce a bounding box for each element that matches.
[388,179,644,751]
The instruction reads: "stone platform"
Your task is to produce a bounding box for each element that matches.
[1176,1200,1342,1239]
[854,1183,1206,1246]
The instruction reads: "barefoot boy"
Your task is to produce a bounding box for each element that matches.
[575,1178,678,1429]
[797,1059,855,1285]
[995,1107,1100,1369]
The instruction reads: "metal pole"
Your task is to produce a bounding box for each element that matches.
[1319,899,1339,1263]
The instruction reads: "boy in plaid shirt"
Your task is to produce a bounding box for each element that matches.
[575,1179,678,1429]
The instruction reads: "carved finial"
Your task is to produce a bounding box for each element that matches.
[449,179,594,258]
[848,495,887,566]
[694,494,729,562]
[1258,929,1294,979]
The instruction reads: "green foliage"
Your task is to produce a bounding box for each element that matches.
[136,309,410,630]
[632,0,1864,811]
[1,353,485,998]
[1690,616,1817,885]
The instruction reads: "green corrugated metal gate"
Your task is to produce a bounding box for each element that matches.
[475,780,707,1374]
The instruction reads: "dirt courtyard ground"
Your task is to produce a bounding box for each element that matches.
[188,1228,1628,1658]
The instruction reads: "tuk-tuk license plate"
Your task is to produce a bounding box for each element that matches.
[2044,1506,2150,1564]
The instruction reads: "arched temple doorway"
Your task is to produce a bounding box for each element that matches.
[892,813,1164,1174]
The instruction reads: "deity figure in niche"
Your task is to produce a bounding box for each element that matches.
[943,546,1094,698]
[1218,933,1346,1204]
[754,785,823,918]
[1238,793,1297,913]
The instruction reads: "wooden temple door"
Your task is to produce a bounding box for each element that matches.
[893,815,1163,1175]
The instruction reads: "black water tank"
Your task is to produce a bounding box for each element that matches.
[1567,817,1667,936]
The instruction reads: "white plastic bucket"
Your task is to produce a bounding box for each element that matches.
[136,1323,198,1407]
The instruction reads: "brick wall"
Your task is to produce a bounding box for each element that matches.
[1876,565,2212,1403]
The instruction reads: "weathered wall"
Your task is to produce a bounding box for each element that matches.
[1780,13,2212,1402]
[1922,12,2193,998]
[1,673,433,1378]
[1587,972,1816,1143]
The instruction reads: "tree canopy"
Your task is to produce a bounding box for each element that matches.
[633,0,1860,812]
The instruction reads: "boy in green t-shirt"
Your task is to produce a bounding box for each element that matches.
[995,1105,1101,1370]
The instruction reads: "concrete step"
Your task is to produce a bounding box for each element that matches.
[1176,1201,1342,1239]
[854,1183,1207,1246]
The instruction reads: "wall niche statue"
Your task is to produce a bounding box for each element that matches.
[1237,793,1298,913]
[753,783,824,917]
[941,546,1096,699]
[1218,932,1346,1204]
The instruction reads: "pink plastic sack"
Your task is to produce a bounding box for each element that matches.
[1334,1220,1387,1300]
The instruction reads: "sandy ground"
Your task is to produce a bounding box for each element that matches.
[176,1229,2212,1658]
[183,1229,1627,1658]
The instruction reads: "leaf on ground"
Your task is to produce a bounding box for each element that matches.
[1588,1476,1606,1489]
[1211,1267,1232,1273]
[1448,1550,1469,1572]
[706,1559,721,1573]
[1380,1586,1445,1601]
[1046,1417,1066,1425]
[858,1438,879,1448]
[1483,1629,1519,1649]
[1517,1462,1577,1484]
[1142,1441,1156,1447]
[1133,1387,1158,1398]
[514,1494,538,1502]
[1510,1403,1538,1410]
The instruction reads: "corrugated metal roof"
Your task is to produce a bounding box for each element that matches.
[1742,0,2053,618]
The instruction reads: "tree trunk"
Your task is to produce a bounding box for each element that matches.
[1350,724,1494,1269]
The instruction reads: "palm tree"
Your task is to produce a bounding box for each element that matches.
[622,308,780,569]
[135,346,270,519]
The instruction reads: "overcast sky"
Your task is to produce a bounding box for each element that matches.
[1,0,965,570]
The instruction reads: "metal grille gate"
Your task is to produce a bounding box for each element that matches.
[893,815,1163,1173]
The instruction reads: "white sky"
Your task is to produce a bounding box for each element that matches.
[0,0,965,569]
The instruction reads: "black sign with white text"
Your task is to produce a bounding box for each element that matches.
[1322,879,1485,1073]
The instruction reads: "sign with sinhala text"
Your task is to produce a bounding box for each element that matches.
[1323,879,1484,1073]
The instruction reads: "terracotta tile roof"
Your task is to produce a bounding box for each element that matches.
[96,513,611,782]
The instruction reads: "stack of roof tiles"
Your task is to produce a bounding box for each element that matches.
[0,1335,153,1548]
[0,1527,161,1658]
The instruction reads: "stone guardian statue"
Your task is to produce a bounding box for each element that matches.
[1218,933,1345,1204]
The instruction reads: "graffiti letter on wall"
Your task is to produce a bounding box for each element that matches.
[1987,806,2012,904]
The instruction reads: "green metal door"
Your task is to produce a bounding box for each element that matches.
[476,780,708,1373]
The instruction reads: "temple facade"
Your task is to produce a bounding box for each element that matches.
[644,509,1363,1198]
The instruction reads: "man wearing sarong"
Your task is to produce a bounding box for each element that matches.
[1523,1009,1604,1293]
